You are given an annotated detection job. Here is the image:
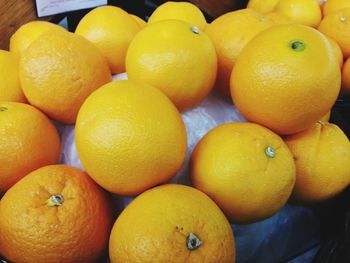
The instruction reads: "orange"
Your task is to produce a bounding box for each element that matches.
[10,21,66,55]
[284,122,350,203]
[75,6,141,74]
[0,102,60,193]
[19,31,111,124]
[320,111,331,122]
[205,9,273,97]
[109,184,235,263]
[130,14,146,28]
[148,1,207,30]
[325,35,344,68]
[126,20,217,111]
[342,57,350,92]
[0,50,26,102]
[319,8,350,58]
[190,122,296,224]
[231,24,341,135]
[247,0,280,14]
[323,0,350,17]
[275,0,322,28]
[75,80,187,195]
[0,165,113,263]
[265,12,295,25]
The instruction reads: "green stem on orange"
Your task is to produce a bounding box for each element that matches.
[290,40,305,52]
[187,233,202,251]
[340,16,347,22]
[0,106,8,112]
[265,146,276,158]
[190,26,200,35]
[46,194,64,207]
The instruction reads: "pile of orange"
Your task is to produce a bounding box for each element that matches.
[1,0,350,262]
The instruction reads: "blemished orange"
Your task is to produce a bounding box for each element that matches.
[275,0,322,28]
[20,31,112,124]
[284,122,350,203]
[148,1,207,30]
[109,184,235,263]
[0,165,113,263]
[205,9,273,97]
[10,21,66,55]
[265,12,295,25]
[247,0,280,14]
[0,102,60,193]
[231,24,341,135]
[126,20,217,111]
[342,57,350,92]
[75,6,141,74]
[323,0,350,17]
[0,50,26,103]
[75,80,187,195]
[318,8,350,59]
[130,14,146,28]
[325,36,344,68]
[320,111,331,122]
[190,122,296,224]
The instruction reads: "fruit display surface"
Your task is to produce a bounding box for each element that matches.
[55,73,321,263]
[2,0,350,262]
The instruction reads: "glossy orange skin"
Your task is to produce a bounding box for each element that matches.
[75,80,187,195]
[20,31,112,124]
[109,184,235,263]
[191,122,296,224]
[285,122,350,204]
[0,102,60,193]
[231,24,341,135]
[319,8,350,59]
[0,165,113,263]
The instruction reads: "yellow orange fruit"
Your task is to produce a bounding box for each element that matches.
[285,122,350,203]
[320,111,331,122]
[148,1,207,30]
[10,21,66,55]
[0,165,113,263]
[126,20,217,111]
[75,80,187,195]
[0,102,60,193]
[75,6,141,74]
[231,24,341,135]
[275,0,322,28]
[319,8,350,59]
[109,184,235,263]
[130,14,146,28]
[205,9,272,97]
[323,0,350,17]
[0,50,26,103]
[20,31,111,124]
[265,12,295,25]
[247,0,280,14]
[190,122,296,224]
[325,36,344,68]
[342,57,350,92]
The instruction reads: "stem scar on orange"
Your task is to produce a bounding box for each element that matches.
[109,184,235,263]
[0,165,113,263]
[190,122,296,224]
